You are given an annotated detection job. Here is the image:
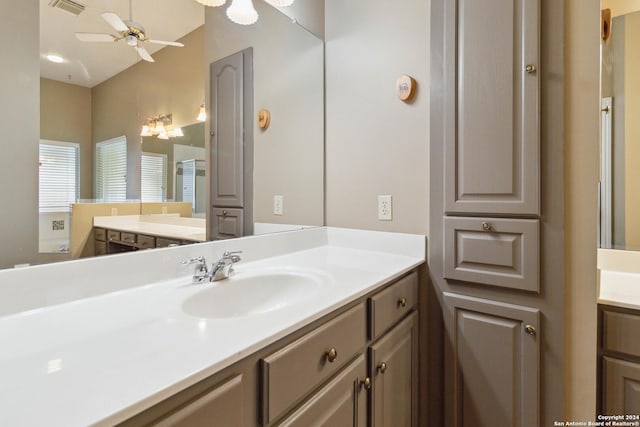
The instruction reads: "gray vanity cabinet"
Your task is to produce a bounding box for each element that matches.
[443,293,540,427]
[153,375,243,427]
[277,355,367,427]
[369,312,418,427]
[599,305,640,417]
[443,0,540,216]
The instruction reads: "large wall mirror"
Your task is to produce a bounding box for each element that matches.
[0,0,323,270]
[600,0,640,251]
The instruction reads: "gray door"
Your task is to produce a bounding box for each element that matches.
[443,0,540,215]
[211,51,244,208]
[443,293,539,427]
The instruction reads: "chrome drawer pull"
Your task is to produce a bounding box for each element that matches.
[377,362,387,374]
[525,64,537,74]
[524,324,537,336]
[397,297,408,308]
[481,222,492,231]
[325,348,338,363]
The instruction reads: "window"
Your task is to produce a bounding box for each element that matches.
[39,140,79,213]
[141,152,167,202]
[95,136,127,202]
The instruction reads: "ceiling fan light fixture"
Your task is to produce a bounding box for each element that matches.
[125,34,138,46]
[195,0,227,6]
[264,0,295,7]
[226,0,258,25]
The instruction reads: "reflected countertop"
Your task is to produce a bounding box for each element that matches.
[93,214,206,242]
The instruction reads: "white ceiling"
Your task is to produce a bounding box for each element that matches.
[40,0,204,88]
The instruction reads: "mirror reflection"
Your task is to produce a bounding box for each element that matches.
[600,1,640,250]
[0,0,324,270]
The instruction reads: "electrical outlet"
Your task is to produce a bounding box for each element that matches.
[274,195,284,215]
[378,195,392,220]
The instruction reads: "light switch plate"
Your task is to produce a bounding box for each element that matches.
[274,195,284,215]
[378,195,392,220]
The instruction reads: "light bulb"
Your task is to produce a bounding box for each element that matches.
[195,0,226,5]
[171,127,184,137]
[140,125,151,136]
[264,0,294,6]
[197,104,206,122]
[226,0,258,25]
[155,120,166,134]
[158,131,170,140]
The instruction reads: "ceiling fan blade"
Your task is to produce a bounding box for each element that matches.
[148,39,185,47]
[135,46,155,62]
[75,32,117,42]
[101,12,129,32]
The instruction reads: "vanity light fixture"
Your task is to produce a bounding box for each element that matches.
[140,114,183,139]
[197,103,207,122]
[195,0,295,25]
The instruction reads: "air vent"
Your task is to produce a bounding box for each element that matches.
[48,0,85,16]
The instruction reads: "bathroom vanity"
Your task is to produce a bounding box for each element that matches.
[0,227,425,427]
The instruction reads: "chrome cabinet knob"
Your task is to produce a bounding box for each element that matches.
[377,362,387,374]
[326,348,338,363]
[525,64,537,74]
[481,222,492,231]
[398,297,408,308]
[524,324,537,336]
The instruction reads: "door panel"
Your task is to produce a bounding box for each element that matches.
[444,0,540,214]
[603,357,640,416]
[443,293,539,427]
[211,52,244,208]
[369,312,417,427]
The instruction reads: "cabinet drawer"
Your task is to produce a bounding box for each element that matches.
[137,234,155,249]
[369,272,418,340]
[156,237,181,248]
[95,241,107,255]
[261,303,366,425]
[107,230,121,241]
[443,217,539,292]
[94,227,107,241]
[604,310,640,359]
[121,232,136,244]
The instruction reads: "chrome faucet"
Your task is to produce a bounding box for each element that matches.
[210,251,242,281]
[181,251,242,284]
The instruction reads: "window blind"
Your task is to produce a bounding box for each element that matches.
[95,136,127,202]
[141,152,167,202]
[39,140,79,212]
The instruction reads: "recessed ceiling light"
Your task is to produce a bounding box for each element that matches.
[46,54,64,63]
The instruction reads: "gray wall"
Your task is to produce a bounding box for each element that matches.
[325,0,430,234]
[0,0,39,269]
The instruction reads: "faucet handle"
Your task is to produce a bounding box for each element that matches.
[181,257,210,284]
[180,256,207,268]
[223,251,242,262]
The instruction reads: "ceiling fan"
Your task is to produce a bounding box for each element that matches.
[75,1,184,63]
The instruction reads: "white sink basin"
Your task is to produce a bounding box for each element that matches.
[181,270,326,318]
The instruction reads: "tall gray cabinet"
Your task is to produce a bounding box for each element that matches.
[430,0,565,425]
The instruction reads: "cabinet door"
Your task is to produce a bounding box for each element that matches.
[211,51,245,208]
[278,355,367,427]
[443,0,540,215]
[443,293,539,427]
[153,375,242,427]
[369,312,418,427]
[603,357,640,416]
[211,207,244,240]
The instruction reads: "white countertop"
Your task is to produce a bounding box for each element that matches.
[93,214,207,242]
[0,227,425,426]
[598,248,640,310]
